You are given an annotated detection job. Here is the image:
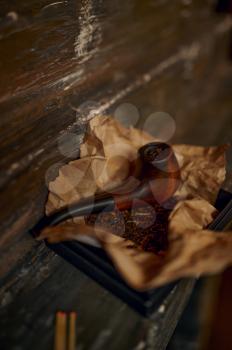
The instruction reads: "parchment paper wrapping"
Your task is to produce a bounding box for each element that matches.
[39,116,232,290]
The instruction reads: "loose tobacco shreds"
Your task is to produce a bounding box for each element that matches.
[85,201,176,254]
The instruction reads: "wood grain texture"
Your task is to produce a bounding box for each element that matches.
[0,0,232,349]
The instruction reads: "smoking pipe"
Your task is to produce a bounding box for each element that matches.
[32,142,180,237]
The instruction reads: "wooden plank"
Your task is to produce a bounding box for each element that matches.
[0,247,195,350]
[0,1,232,349]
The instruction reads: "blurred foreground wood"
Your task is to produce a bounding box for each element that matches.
[206,268,232,350]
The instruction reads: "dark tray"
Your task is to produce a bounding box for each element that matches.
[48,189,232,317]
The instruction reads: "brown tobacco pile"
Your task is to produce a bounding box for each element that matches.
[85,202,172,254]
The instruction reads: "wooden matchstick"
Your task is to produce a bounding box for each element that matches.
[68,312,77,350]
[54,311,67,350]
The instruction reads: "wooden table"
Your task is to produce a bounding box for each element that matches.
[0,1,232,349]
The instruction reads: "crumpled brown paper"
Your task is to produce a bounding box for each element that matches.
[39,115,232,290]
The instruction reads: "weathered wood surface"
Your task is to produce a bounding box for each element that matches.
[0,0,232,349]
